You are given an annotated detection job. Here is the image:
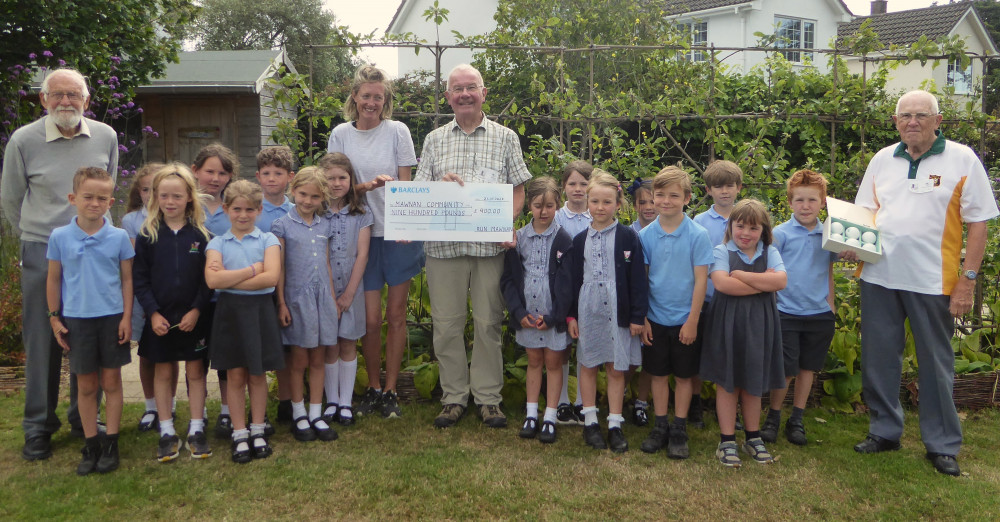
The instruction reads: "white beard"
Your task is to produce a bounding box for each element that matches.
[51,108,82,130]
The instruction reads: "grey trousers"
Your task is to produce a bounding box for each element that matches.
[21,241,83,437]
[860,280,962,456]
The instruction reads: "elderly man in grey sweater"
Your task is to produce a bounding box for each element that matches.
[1,68,119,460]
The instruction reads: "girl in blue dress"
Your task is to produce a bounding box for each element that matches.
[567,170,647,453]
[272,167,339,443]
[501,176,573,444]
[320,153,373,425]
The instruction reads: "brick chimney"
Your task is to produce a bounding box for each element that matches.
[871,1,887,15]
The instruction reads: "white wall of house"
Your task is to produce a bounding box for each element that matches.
[389,0,499,78]
[669,0,852,73]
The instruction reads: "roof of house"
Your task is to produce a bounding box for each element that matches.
[837,1,996,53]
[136,50,297,94]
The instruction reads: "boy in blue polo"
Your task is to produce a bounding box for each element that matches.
[46,167,135,475]
[761,169,837,446]
[638,167,714,459]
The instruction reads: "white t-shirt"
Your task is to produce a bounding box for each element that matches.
[327,119,417,237]
[856,138,999,295]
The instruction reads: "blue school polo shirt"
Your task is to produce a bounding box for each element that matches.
[773,217,838,315]
[640,216,714,326]
[206,227,280,295]
[711,240,785,274]
[256,196,293,232]
[46,217,135,318]
[693,206,729,300]
[204,203,231,237]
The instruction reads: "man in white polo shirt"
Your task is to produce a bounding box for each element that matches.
[850,90,998,476]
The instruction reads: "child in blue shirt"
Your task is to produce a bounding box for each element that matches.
[205,180,283,463]
[638,167,714,459]
[762,170,837,446]
[46,167,135,475]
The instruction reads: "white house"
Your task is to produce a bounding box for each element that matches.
[837,2,998,99]
[387,0,500,78]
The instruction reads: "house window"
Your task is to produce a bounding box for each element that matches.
[774,16,814,63]
[948,59,973,95]
[677,21,708,62]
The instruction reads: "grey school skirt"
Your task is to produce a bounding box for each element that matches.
[210,293,285,375]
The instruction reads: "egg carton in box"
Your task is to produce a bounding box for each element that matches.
[821,197,882,264]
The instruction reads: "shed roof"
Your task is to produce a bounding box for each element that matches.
[137,49,297,94]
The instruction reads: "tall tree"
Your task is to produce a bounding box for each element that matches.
[191,0,354,87]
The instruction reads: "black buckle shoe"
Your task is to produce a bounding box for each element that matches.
[854,434,901,454]
[23,433,52,461]
[583,424,607,450]
[608,427,628,453]
[96,436,119,473]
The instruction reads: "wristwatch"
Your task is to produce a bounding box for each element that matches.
[963,270,977,281]
[47,310,60,318]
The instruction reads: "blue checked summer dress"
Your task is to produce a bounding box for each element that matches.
[514,222,568,350]
[577,222,641,370]
[328,204,374,341]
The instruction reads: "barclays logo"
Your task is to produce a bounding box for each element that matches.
[391,186,431,194]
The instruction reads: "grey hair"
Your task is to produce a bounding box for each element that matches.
[446,63,484,91]
[896,90,939,115]
[41,68,89,97]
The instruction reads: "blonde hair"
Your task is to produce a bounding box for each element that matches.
[653,166,692,196]
[723,199,774,246]
[289,166,333,213]
[525,176,562,212]
[318,153,366,215]
[140,163,211,243]
[343,64,394,121]
[126,163,163,212]
[223,179,263,208]
[587,169,632,215]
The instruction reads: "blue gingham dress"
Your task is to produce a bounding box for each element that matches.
[329,204,374,341]
[271,209,339,347]
[577,221,641,370]
[121,208,148,340]
[514,222,568,351]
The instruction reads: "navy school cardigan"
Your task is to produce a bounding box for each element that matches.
[500,226,574,333]
[568,223,648,328]
[132,222,213,325]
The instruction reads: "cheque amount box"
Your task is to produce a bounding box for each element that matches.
[822,196,882,264]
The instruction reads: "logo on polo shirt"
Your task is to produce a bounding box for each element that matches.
[189,242,200,253]
[929,175,941,187]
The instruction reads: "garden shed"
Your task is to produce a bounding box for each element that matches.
[134,49,297,171]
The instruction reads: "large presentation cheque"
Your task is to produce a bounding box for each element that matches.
[383,181,513,242]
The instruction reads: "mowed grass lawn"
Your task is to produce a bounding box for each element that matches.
[1,391,999,520]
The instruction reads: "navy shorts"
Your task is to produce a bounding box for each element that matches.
[780,311,835,374]
[363,237,425,291]
[641,318,703,378]
[64,314,132,374]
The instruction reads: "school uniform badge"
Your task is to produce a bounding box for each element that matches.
[189,242,200,253]
[624,250,631,262]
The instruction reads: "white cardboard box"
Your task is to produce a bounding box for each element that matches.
[821,196,882,264]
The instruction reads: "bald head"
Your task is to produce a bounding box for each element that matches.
[41,68,88,98]
[896,90,939,116]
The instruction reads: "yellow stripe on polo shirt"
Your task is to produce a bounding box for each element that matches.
[940,176,967,295]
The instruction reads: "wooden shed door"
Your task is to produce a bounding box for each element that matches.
[163,98,237,163]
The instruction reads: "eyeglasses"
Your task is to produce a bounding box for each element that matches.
[46,91,85,102]
[448,84,481,94]
[896,112,936,122]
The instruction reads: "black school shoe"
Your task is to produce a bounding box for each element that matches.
[76,438,101,476]
[608,427,628,453]
[137,410,159,432]
[519,417,539,439]
[630,403,649,427]
[291,416,317,442]
[22,433,53,461]
[583,424,607,450]
[312,418,339,442]
[688,396,706,429]
[538,421,557,444]
[214,414,233,439]
[785,419,807,446]
[231,437,252,464]
[927,453,961,476]
[251,434,273,459]
[96,435,119,473]
[640,423,669,454]
[853,433,901,454]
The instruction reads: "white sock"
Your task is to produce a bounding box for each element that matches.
[232,429,249,447]
[325,361,340,407]
[188,418,205,435]
[574,362,583,406]
[608,414,624,429]
[203,407,208,419]
[160,418,175,437]
[526,402,538,419]
[582,406,599,426]
[558,363,570,405]
[172,397,177,415]
[144,398,157,411]
[635,399,649,409]
[543,407,558,424]
[249,423,266,438]
[292,401,309,429]
[220,404,230,416]
[308,403,322,422]
[339,358,358,409]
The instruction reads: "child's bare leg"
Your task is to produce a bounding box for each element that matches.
[793,369,814,409]
[289,346,308,403]
[739,390,762,432]
[650,374,670,417]
[579,365,599,407]
[154,362,176,423]
[543,349,563,408]
[384,282,409,392]
[186,359,207,420]
[100,368,123,435]
[605,365,625,415]
[308,346,326,409]
[337,340,358,421]
[248,373,268,425]
[769,377,792,411]
[637,370,651,403]
[673,377,692,419]
[362,290,385,390]
[525,348,543,405]
[76,372,100,438]
[139,356,155,401]
[715,387,739,436]
[227,368,248,431]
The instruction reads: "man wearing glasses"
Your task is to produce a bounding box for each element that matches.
[414,64,530,429]
[847,90,998,476]
[2,68,119,460]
